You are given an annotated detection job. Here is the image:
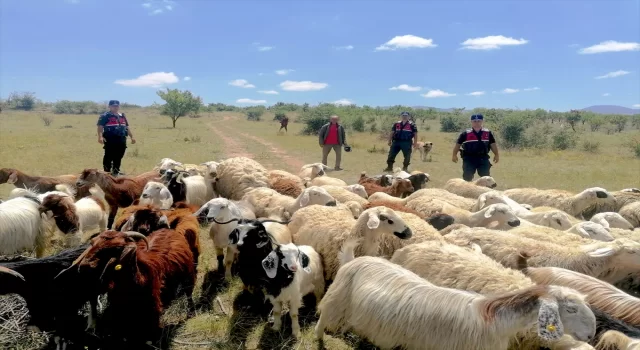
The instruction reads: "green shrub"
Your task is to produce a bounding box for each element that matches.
[499,116,527,149]
[581,140,600,153]
[552,129,577,150]
[439,115,467,132]
[301,115,329,135]
[246,110,262,121]
[273,112,286,121]
[351,115,365,132]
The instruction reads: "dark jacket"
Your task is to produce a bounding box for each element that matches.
[318,122,347,146]
[456,128,496,158]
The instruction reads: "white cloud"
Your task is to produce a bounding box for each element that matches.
[333,99,354,106]
[280,80,328,91]
[236,98,266,104]
[165,5,172,10]
[499,88,519,94]
[422,89,456,98]
[183,76,191,81]
[334,45,354,50]
[258,90,279,95]
[568,43,580,48]
[150,8,163,15]
[523,87,540,91]
[389,84,421,92]
[275,69,294,75]
[229,79,255,88]
[65,0,80,3]
[460,35,528,50]
[142,3,151,8]
[579,40,640,54]
[632,104,640,108]
[258,46,274,51]
[603,93,611,97]
[467,91,485,96]
[375,34,437,51]
[114,71,179,88]
[595,70,631,79]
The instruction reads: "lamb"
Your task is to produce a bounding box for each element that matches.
[315,254,596,350]
[242,186,337,218]
[591,212,635,230]
[214,156,270,200]
[0,168,78,193]
[444,176,498,199]
[139,181,173,209]
[75,168,161,228]
[441,202,521,228]
[292,206,412,281]
[503,187,613,219]
[619,202,640,228]
[360,176,414,198]
[193,198,257,278]
[522,266,640,328]
[443,228,640,287]
[37,184,109,246]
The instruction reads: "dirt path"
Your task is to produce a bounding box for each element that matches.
[209,115,305,172]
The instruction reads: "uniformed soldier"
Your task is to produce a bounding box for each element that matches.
[452,113,499,181]
[97,100,136,176]
[384,111,418,172]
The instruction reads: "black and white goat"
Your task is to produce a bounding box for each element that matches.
[210,217,325,338]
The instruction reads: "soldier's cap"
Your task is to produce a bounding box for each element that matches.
[400,111,410,117]
[109,100,120,106]
[470,114,484,121]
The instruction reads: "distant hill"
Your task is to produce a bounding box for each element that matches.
[581,105,640,115]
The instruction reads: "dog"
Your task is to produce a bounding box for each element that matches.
[413,141,433,162]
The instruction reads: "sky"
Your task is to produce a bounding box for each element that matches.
[1,0,639,111]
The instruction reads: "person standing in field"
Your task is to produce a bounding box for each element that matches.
[384,111,418,172]
[451,113,499,181]
[97,100,136,176]
[318,115,346,171]
[279,115,289,133]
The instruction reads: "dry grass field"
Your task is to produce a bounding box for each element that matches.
[1,108,639,350]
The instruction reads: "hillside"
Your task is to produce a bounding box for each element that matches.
[582,105,640,115]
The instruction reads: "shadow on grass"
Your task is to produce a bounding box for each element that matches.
[194,269,230,312]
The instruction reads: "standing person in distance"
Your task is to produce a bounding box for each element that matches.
[279,115,289,133]
[318,115,347,171]
[384,111,418,172]
[451,113,499,181]
[97,100,136,176]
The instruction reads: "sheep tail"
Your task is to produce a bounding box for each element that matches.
[595,330,637,350]
[338,238,361,267]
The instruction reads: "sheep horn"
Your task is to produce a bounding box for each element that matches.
[0,266,25,281]
[210,217,240,225]
[123,231,149,250]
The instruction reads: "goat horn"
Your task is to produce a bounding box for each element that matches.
[0,266,25,281]
[210,217,240,225]
[123,231,150,250]
[54,247,91,279]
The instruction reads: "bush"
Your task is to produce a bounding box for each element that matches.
[581,140,600,153]
[273,112,286,121]
[7,92,37,111]
[589,117,605,132]
[351,115,365,132]
[53,100,104,114]
[439,115,467,132]
[499,116,527,149]
[301,115,329,135]
[552,129,577,150]
[522,124,551,149]
[369,122,378,134]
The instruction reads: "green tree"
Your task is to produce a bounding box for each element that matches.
[8,91,37,111]
[565,110,582,132]
[609,115,628,133]
[156,88,202,128]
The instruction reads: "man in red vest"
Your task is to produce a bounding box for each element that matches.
[451,114,499,181]
[318,115,347,171]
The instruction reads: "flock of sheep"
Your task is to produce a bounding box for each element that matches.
[0,156,639,350]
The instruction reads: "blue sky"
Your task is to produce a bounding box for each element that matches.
[1,0,639,111]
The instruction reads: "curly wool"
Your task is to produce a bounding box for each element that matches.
[214,157,270,200]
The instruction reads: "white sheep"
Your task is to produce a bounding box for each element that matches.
[214,157,270,200]
[260,242,324,338]
[315,254,596,350]
[376,211,445,257]
[309,174,348,187]
[297,163,328,180]
[405,188,477,210]
[594,330,640,350]
[259,208,293,245]
[292,206,412,281]
[567,221,614,241]
[443,176,498,199]
[503,187,613,219]
[444,227,640,286]
[506,225,598,247]
[590,212,635,230]
[193,197,256,278]
[441,202,522,228]
[242,186,337,218]
[139,181,173,209]
[619,202,640,228]
[319,184,368,206]
[287,204,358,237]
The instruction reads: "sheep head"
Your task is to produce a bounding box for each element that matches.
[345,184,368,199]
[581,238,640,272]
[475,176,497,189]
[364,207,412,239]
[140,181,172,208]
[0,168,15,184]
[579,187,612,201]
[120,207,170,235]
[262,243,311,279]
[569,222,614,241]
[543,211,573,230]
[392,179,414,195]
[476,190,507,210]
[482,203,521,227]
[425,213,455,230]
[540,286,596,343]
[298,186,336,207]
[592,212,634,230]
[193,198,241,224]
[214,218,287,249]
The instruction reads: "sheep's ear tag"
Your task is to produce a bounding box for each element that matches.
[261,252,278,279]
[537,299,563,341]
[114,264,122,271]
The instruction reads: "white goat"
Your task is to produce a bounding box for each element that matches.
[139,181,173,209]
[0,192,52,257]
[315,255,596,350]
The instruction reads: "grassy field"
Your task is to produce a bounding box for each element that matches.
[1,108,639,350]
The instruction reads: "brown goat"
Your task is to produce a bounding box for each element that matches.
[65,229,196,345]
[361,178,414,197]
[115,204,201,266]
[0,168,77,192]
[363,200,425,218]
[358,172,392,187]
[76,168,160,229]
[269,177,304,198]
[38,193,79,234]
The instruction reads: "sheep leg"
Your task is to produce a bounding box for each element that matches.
[289,297,303,339]
[271,301,283,332]
[223,246,235,280]
[314,313,326,341]
[214,247,225,276]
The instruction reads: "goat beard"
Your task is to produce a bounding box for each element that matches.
[53,208,80,234]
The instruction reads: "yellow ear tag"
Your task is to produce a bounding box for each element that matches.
[546,325,556,332]
[114,264,122,271]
